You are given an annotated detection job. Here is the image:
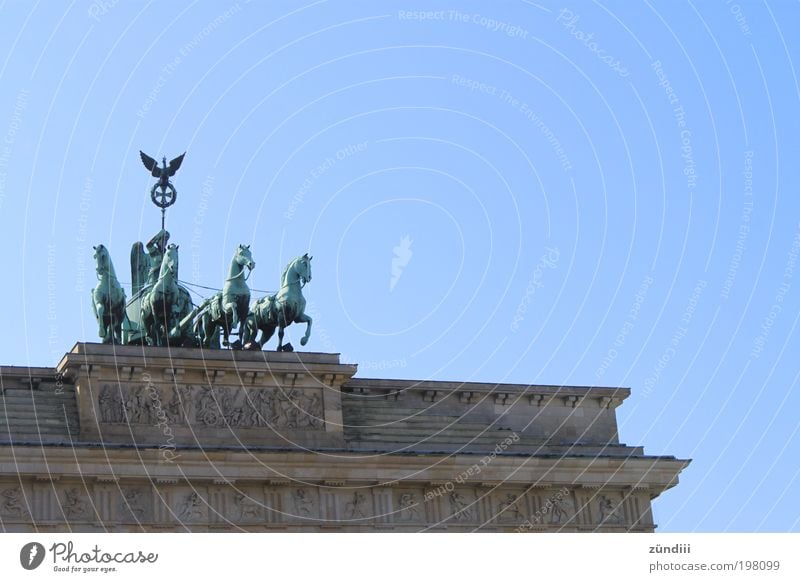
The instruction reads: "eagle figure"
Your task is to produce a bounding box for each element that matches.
[139,151,185,195]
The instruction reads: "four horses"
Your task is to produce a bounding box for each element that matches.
[94,243,311,351]
[91,245,127,344]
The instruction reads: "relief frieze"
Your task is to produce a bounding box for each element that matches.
[97,383,323,430]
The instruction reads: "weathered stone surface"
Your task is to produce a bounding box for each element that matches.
[0,343,689,532]
[55,342,353,449]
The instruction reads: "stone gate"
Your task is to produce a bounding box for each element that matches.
[0,343,688,532]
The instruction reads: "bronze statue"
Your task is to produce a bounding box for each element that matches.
[124,152,192,345]
[193,244,255,349]
[244,254,312,352]
[140,243,180,346]
[140,151,184,216]
[91,244,126,344]
[145,229,170,286]
[130,229,171,295]
[92,150,321,352]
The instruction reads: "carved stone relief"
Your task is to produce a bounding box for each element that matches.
[98,386,125,424]
[233,492,262,521]
[396,492,421,522]
[597,494,624,524]
[0,480,634,530]
[496,493,524,521]
[62,487,91,519]
[549,492,574,524]
[344,492,368,519]
[448,491,473,521]
[118,487,150,521]
[97,383,323,430]
[291,488,315,518]
[0,486,28,517]
[178,492,205,521]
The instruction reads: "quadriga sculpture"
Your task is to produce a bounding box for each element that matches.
[244,253,313,352]
[194,244,255,348]
[91,244,126,344]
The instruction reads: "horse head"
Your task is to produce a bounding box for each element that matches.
[160,243,179,278]
[93,244,110,273]
[279,253,312,289]
[236,244,256,271]
[296,253,312,285]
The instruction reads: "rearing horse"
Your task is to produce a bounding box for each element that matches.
[195,244,255,348]
[141,243,180,346]
[91,244,126,344]
[244,253,313,351]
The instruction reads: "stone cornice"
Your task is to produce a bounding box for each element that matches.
[343,377,630,407]
[0,445,689,495]
[56,343,358,385]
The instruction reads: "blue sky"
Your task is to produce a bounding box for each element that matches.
[0,0,798,532]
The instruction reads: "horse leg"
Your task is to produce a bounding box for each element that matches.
[155,305,165,347]
[223,300,239,331]
[242,315,253,346]
[140,311,148,345]
[208,322,217,348]
[202,316,214,348]
[196,312,208,347]
[161,303,172,346]
[243,315,260,350]
[150,299,161,346]
[112,311,121,344]
[231,313,245,350]
[220,316,231,347]
[117,312,126,344]
[276,326,285,351]
[95,303,106,339]
[295,313,313,346]
[152,309,160,346]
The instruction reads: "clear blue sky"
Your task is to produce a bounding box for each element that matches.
[0,0,798,532]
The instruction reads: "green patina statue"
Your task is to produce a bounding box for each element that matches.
[145,229,170,286]
[244,253,313,352]
[140,243,180,347]
[140,151,184,230]
[92,150,314,351]
[193,244,255,349]
[130,229,170,295]
[91,244,126,344]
